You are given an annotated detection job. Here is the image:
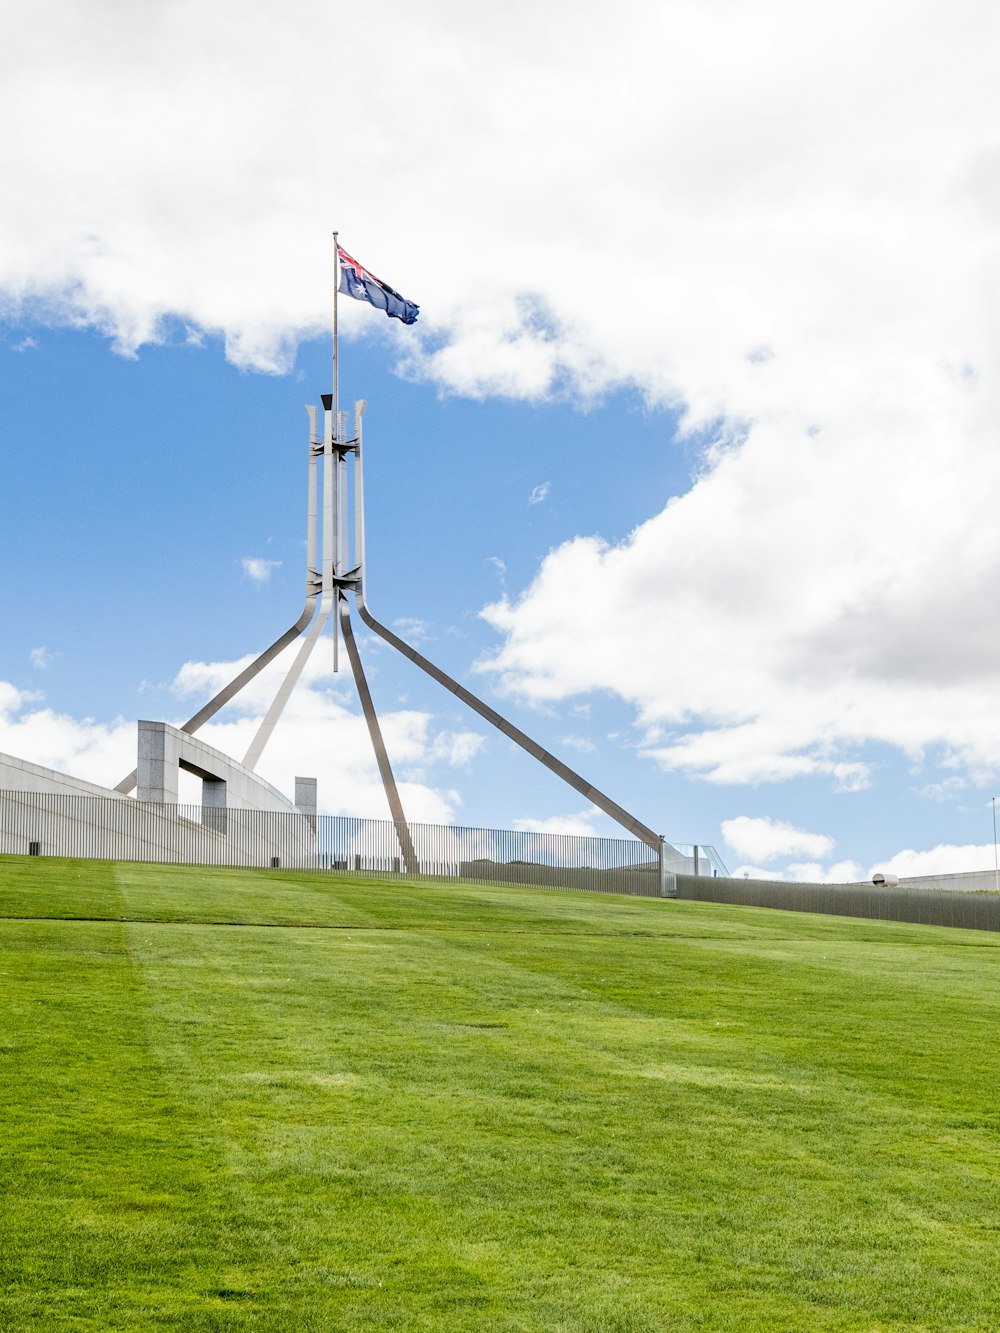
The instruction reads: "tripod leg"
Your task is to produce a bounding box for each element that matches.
[242,591,334,770]
[355,593,660,853]
[339,593,420,876]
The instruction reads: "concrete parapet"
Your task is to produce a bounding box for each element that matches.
[136,721,303,813]
[1,726,319,867]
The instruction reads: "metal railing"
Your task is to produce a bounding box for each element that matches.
[0,790,725,897]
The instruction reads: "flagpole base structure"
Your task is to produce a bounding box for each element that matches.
[114,325,661,873]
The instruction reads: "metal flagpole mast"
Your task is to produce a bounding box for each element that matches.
[333,231,339,433]
[331,231,340,674]
[241,238,354,771]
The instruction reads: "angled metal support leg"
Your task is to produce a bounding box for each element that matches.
[242,589,334,770]
[339,592,420,876]
[355,592,660,852]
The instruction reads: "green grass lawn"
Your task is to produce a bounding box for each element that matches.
[2,857,1000,1330]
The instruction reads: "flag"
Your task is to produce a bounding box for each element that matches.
[337,244,419,325]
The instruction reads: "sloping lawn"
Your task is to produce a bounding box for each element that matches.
[2,855,999,1330]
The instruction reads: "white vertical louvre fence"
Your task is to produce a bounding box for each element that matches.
[0,791,725,897]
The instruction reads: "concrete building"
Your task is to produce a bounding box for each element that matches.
[0,722,317,867]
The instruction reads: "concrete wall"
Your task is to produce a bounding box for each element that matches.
[0,752,126,799]
[0,793,317,867]
[896,869,1000,893]
[0,732,317,868]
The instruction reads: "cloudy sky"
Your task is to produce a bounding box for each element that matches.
[2,0,1000,881]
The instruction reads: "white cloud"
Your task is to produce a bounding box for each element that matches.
[477,431,1000,784]
[728,833,998,884]
[2,2,1000,789]
[528,482,550,506]
[0,682,42,712]
[513,809,600,837]
[914,777,967,802]
[874,843,998,879]
[729,856,861,883]
[486,556,507,590]
[29,646,50,670]
[0,683,134,788]
[786,860,863,884]
[559,734,596,753]
[721,814,834,864]
[393,617,430,643]
[11,335,37,352]
[426,730,486,768]
[0,643,484,822]
[241,556,281,583]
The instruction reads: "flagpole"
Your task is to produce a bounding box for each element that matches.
[331,230,340,672]
[332,230,339,438]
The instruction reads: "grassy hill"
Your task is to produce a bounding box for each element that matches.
[2,856,1000,1330]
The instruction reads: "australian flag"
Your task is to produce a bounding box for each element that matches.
[337,244,419,325]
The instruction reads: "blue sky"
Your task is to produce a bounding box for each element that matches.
[2,1,1000,881]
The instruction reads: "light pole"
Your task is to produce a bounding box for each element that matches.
[993,797,998,895]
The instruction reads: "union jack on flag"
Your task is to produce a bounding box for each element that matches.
[337,245,419,325]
